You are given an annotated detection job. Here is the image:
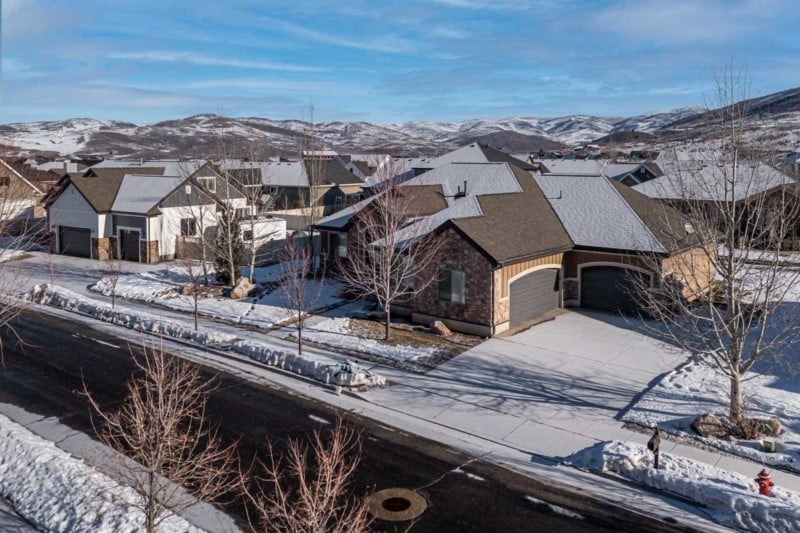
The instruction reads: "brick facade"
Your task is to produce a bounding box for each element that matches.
[92,237,113,261]
[407,227,493,327]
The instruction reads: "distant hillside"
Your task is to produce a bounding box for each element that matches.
[2,86,799,157]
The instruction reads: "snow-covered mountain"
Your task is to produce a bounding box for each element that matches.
[2,87,799,157]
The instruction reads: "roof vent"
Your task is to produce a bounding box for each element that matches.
[455,180,467,198]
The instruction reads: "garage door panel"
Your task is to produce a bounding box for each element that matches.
[509,269,560,326]
[580,266,649,314]
[58,226,91,258]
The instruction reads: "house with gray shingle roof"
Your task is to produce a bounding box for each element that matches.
[315,159,708,336]
[45,160,273,263]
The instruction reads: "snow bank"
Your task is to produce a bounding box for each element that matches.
[231,340,385,388]
[29,284,236,345]
[304,317,439,362]
[31,284,386,389]
[568,440,800,532]
[0,411,196,532]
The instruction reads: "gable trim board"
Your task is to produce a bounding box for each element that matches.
[0,160,45,195]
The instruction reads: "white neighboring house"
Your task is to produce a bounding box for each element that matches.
[240,215,287,266]
[45,160,259,263]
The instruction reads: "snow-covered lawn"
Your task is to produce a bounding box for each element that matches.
[624,265,800,472]
[622,357,800,473]
[92,263,345,329]
[723,247,800,266]
[568,441,800,532]
[0,411,197,532]
[303,317,442,363]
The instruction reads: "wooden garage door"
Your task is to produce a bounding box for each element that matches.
[58,226,91,258]
[509,269,560,326]
[580,266,649,314]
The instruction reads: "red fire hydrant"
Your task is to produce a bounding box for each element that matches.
[755,469,775,497]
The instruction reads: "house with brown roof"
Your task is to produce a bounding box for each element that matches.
[315,153,711,336]
[45,160,256,262]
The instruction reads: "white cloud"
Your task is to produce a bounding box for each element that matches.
[263,17,417,54]
[107,51,329,72]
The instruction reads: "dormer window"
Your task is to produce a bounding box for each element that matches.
[197,175,216,193]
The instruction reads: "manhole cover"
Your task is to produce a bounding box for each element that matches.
[368,488,427,522]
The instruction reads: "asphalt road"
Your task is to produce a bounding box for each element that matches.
[0,311,691,532]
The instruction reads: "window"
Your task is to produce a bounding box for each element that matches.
[334,196,345,210]
[336,233,348,258]
[268,186,279,195]
[0,176,9,187]
[180,218,197,237]
[438,263,465,304]
[197,175,216,193]
[236,207,250,219]
[242,229,254,242]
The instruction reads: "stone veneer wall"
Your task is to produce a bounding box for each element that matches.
[408,227,493,327]
[141,240,160,264]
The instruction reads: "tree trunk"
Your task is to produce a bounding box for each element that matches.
[297,320,303,355]
[384,305,391,341]
[730,373,744,423]
[194,293,199,331]
[201,236,209,286]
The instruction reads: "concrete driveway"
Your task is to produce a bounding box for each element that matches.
[363,310,689,461]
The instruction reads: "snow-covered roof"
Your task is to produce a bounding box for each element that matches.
[90,159,205,178]
[536,174,666,253]
[259,161,306,187]
[536,159,606,175]
[633,160,795,202]
[111,175,184,214]
[403,162,522,203]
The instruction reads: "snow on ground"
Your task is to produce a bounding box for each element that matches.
[31,284,384,388]
[303,317,441,362]
[567,440,800,532]
[725,248,800,266]
[624,265,800,471]
[0,411,197,532]
[30,284,236,345]
[622,356,800,472]
[92,264,345,330]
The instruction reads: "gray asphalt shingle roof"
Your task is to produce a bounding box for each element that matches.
[111,175,184,214]
[535,174,666,253]
[633,160,795,202]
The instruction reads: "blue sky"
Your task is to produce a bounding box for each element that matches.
[2,0,799,124]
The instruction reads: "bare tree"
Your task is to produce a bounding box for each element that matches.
[105,253,123,309]
[279,233,323,355]
[0,153,40,355]
[240,418,372,533]
[179,253,205,331]
[336,163,445,340]
[633,69,800,427]
[84,343,238,533]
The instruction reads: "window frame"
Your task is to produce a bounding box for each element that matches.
[437,263,465,304]
[180,217,197,237]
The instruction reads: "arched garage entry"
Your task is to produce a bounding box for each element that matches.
[579,263,652,314]
[509,267,561,326]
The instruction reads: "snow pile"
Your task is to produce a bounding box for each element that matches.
[623,357,800,473]
[231,340,385,388]
[304,317,440,362]
[29,284,236,345]
[0,411,196,532]
[568,440,800,532]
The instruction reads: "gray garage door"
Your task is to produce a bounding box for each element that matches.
[509,269,560,326]
[58,226,91,258]
[580,266,650,314]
